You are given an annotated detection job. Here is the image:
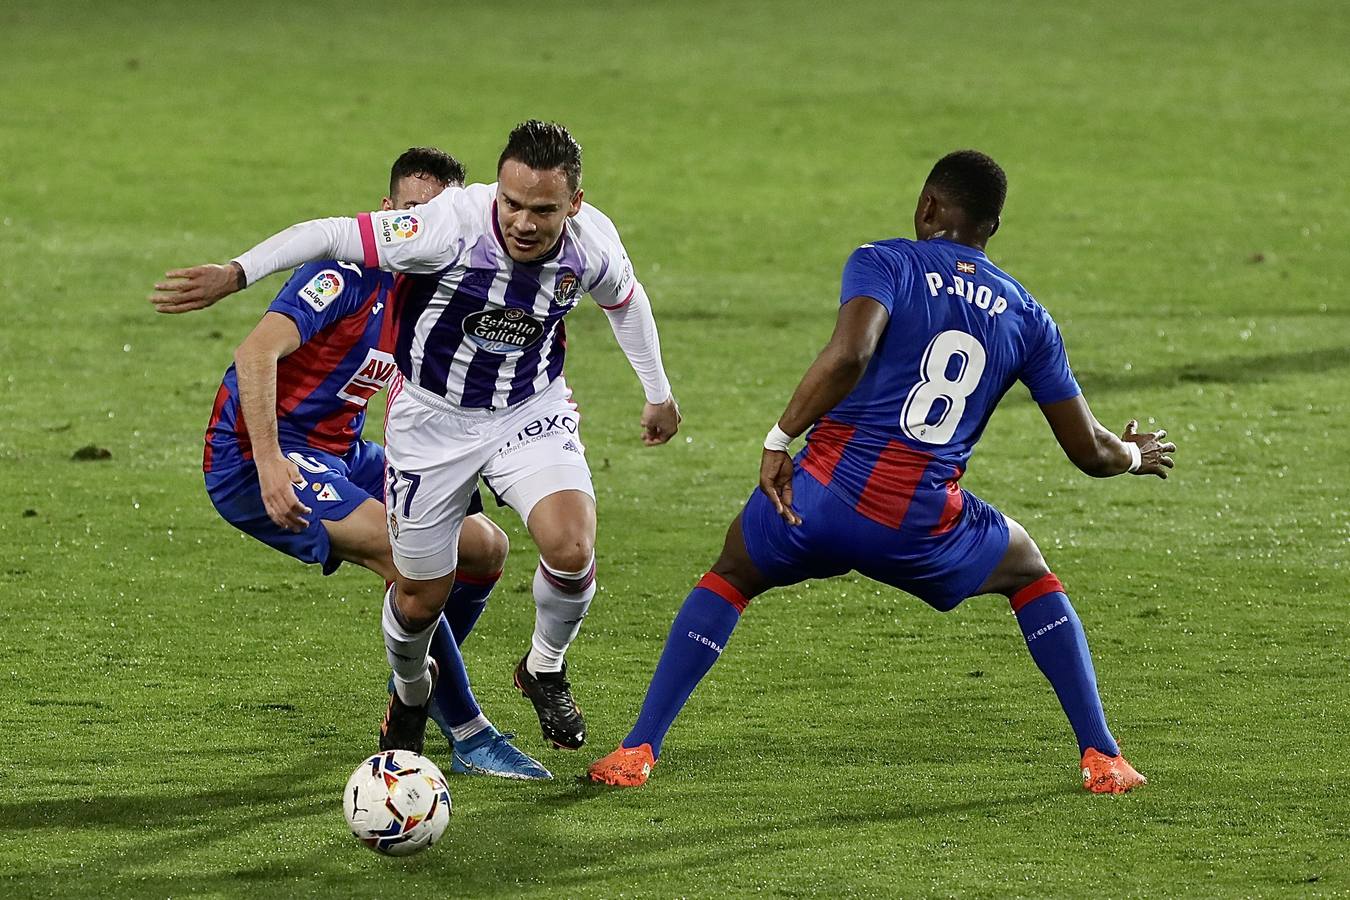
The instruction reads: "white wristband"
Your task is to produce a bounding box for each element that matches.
[1125,441,1142,474]
[764,424,795,453]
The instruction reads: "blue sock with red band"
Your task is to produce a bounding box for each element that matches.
[1011,574,1119,757]
[623,573,749,758]
[428,615,480,734]
[444,569,499,645]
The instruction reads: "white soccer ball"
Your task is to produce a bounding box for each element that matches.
[343,750,452,856]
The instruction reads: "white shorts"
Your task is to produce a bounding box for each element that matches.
[383,375,594,581]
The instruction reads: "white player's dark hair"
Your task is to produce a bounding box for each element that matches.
[390,147,465,197]
[498,120,583,192]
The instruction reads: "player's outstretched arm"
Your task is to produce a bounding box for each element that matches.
[601,283,680,446]
[234,313,312,531]
[1040,395,1177,478]
[150,218,366,314]
[150,262,247,313]
[760,296,890,523]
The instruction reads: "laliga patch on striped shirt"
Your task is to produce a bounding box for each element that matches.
[377,213,422,246]
[299,269,344,311]
[955,260,978,275]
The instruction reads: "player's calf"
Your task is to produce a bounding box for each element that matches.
[383,576,453,711]
[445,514,508,644]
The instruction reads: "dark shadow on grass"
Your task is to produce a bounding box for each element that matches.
[5,779,1077,896]
[1077,345,1350,394]
[0,767,332,831]
[0,738,1085,895]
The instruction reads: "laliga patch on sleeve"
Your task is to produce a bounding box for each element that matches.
[299,269,345,311]
[377,212,422,246]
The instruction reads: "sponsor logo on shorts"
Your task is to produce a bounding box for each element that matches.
[378,213,421,245]
[498,412,580,457]
[462,308,546,355]
[299,269,344,311]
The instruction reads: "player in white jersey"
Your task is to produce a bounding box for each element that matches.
[153,121,680,754]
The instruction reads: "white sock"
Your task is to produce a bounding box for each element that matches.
[450,714,492,743]
[382,585,437,706]
[527,556,596,674]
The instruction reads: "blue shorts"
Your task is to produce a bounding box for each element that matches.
[740,466,1010,611]
[205,441,387,575]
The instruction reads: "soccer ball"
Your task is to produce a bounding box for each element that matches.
[343,750,452,856]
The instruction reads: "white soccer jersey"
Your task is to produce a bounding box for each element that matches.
[355,183,637,411]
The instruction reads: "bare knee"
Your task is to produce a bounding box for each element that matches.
[538,534,595,576]
[526,490,596,575]
[707,514,770,601]
[394,573,454,625]
[978,516,1051,598]
[457,514,509,578]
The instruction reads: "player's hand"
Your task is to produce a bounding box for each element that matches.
[759,449,801,525]
[149,262,245,313]
[1122,419,1177,478]
[641,396,681,446]
[258,456,312,532]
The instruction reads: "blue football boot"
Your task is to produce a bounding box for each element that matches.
[451,726,553,780]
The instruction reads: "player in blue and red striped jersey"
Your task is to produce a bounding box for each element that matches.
[174,148,549,780]
[589,150,1176,793]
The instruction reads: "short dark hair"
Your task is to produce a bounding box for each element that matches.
[389,147,466,196]
[497,120,583,192]
[925,150,1007,229]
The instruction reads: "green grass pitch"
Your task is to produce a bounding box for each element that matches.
[1,1,1347,896]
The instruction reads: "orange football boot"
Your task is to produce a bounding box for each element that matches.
[1081,747,1147,794]
[587,743,656,787]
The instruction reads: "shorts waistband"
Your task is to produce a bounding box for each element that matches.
[397,379,496,419]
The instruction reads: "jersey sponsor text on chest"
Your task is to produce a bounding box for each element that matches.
[462,309,546,354]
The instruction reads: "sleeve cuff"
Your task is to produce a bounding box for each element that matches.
[357,212,379,268]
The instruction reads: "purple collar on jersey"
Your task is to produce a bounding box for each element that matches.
[490,193,567,266]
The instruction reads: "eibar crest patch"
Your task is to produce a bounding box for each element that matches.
[299,269,344,311]
[315,483,343,502]
[955,260,978,275]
